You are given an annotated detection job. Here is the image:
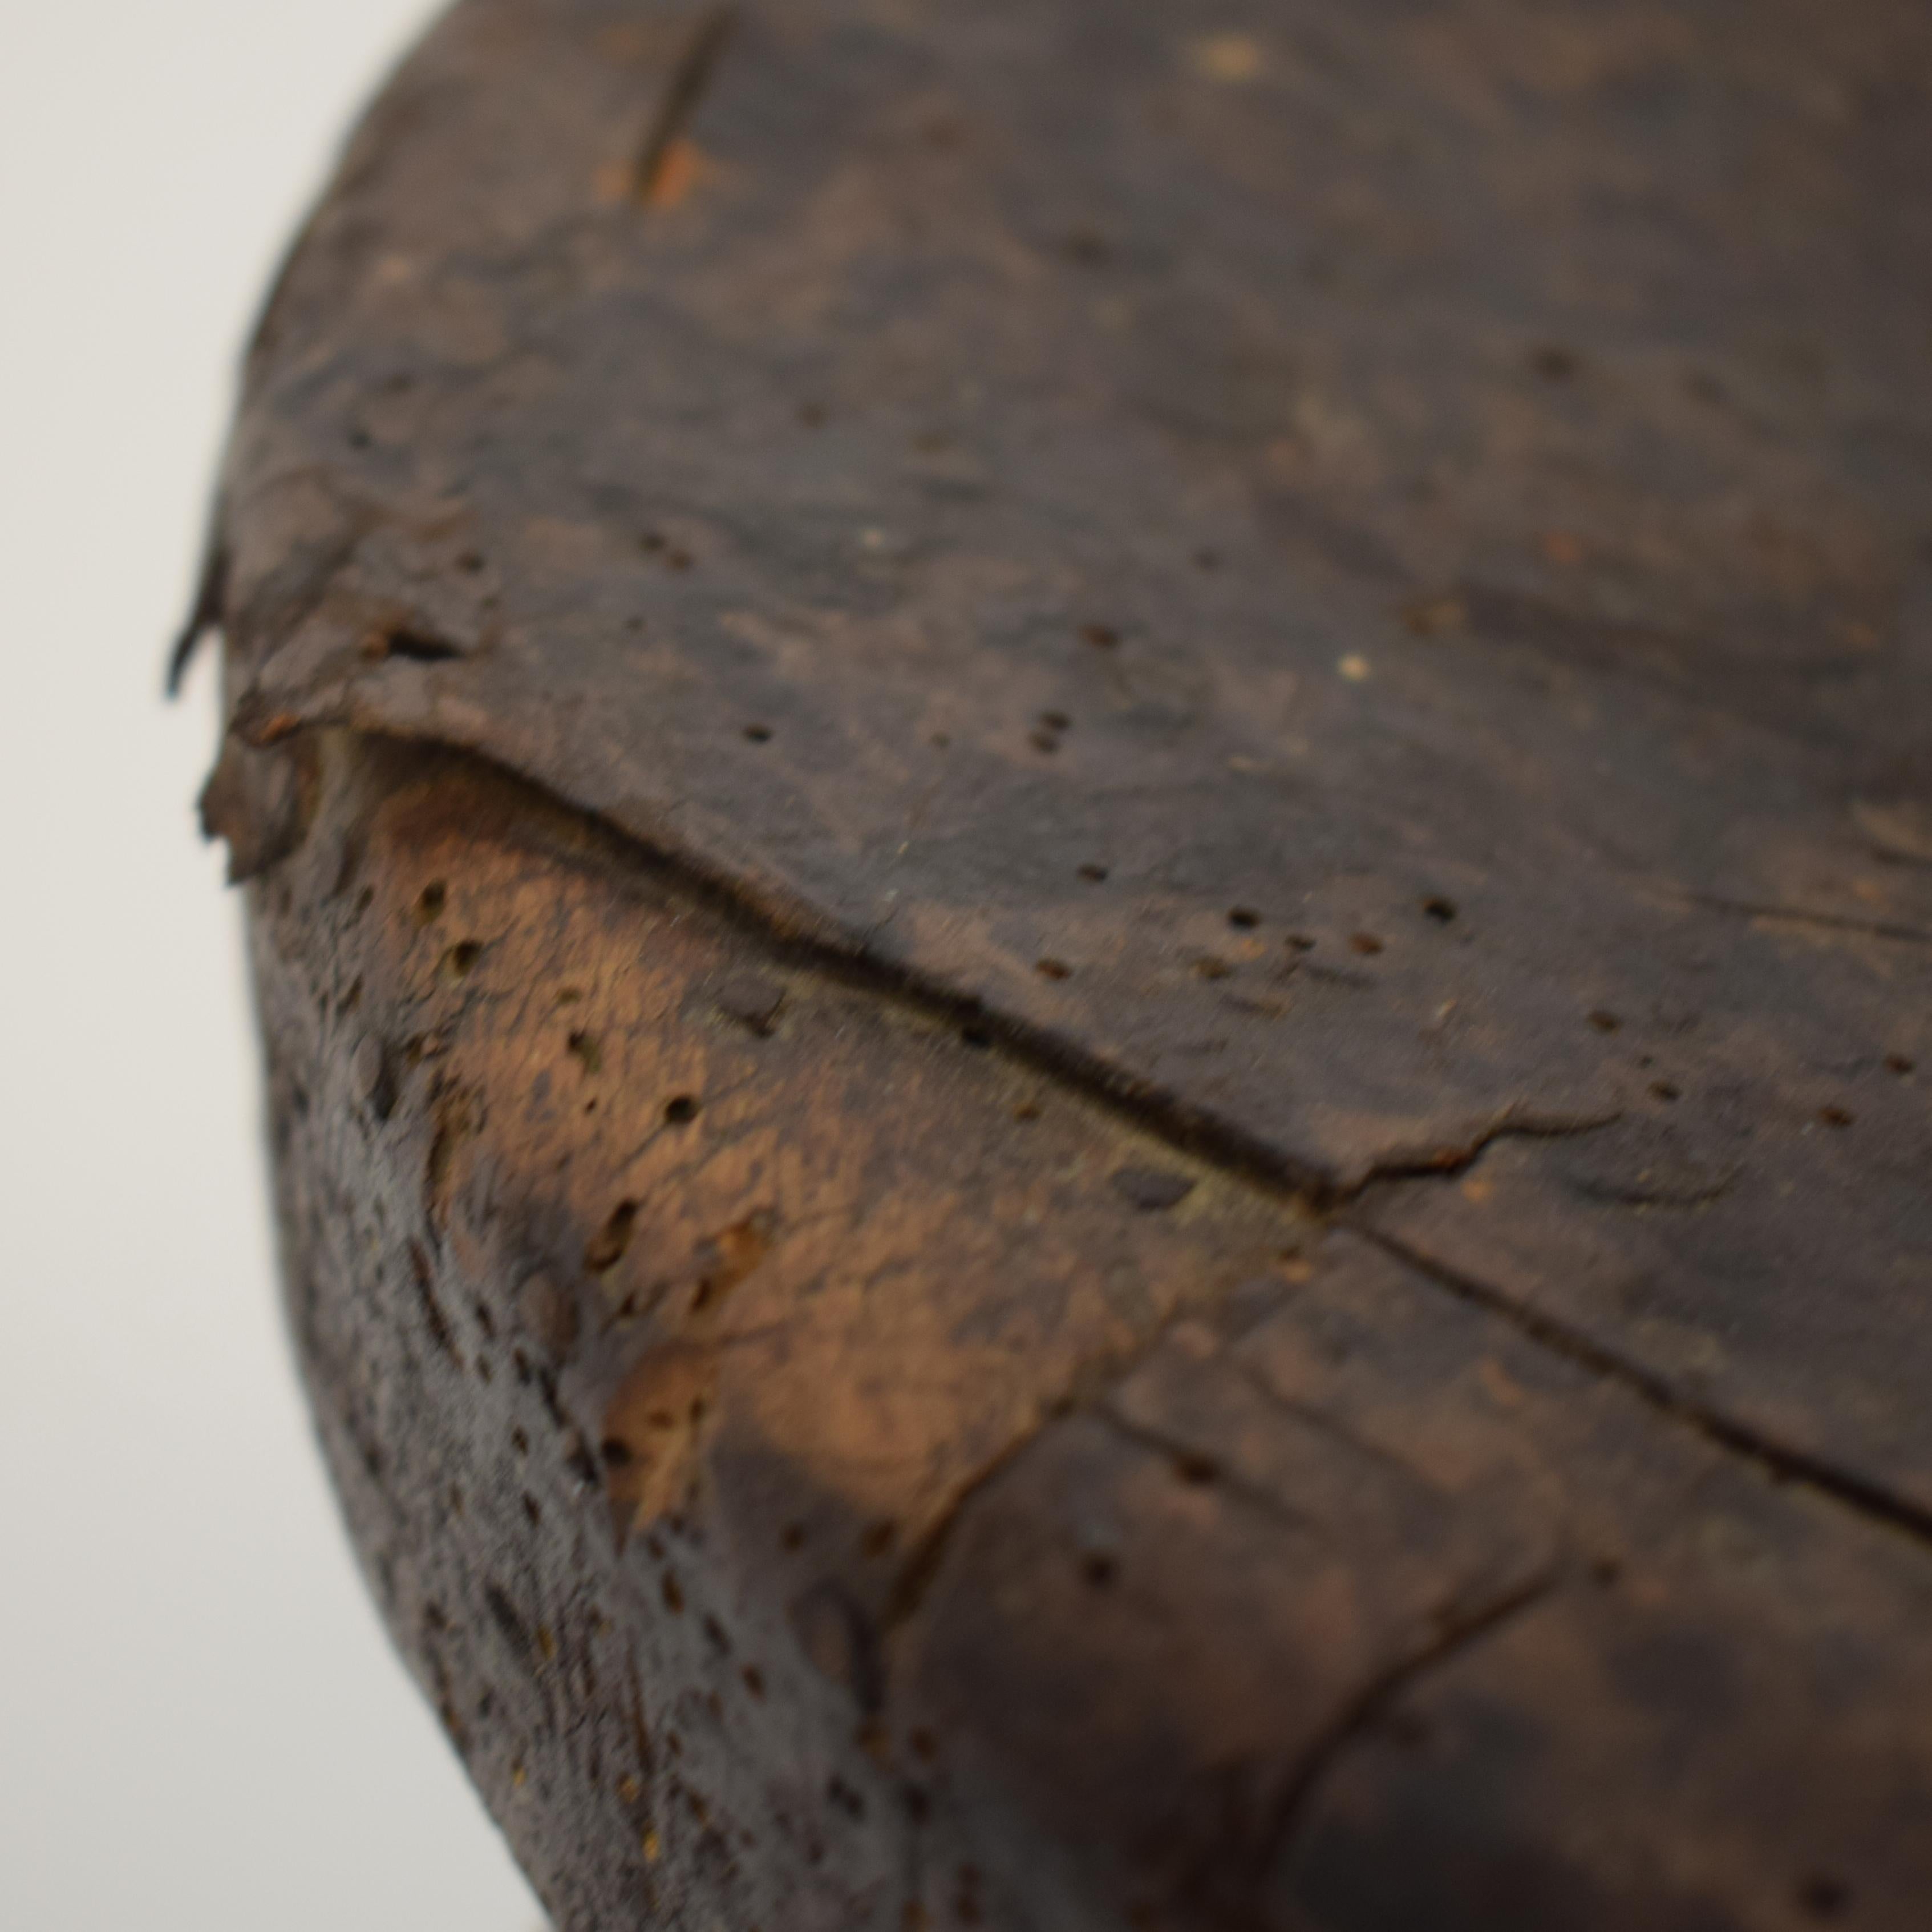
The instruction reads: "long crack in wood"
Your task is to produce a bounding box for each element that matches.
[1356,1222,1932,1550]
[1343,1105,1622,1192]
[216,727,1932,1566]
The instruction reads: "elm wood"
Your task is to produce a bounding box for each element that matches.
[193,0,1932,1925]
[249,735,1932,1932]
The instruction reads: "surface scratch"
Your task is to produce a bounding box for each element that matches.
[1664,890,1932,946]
[1100,1409,1326,1544]
[1258,1567,1560,1875]
[631,6,736,204]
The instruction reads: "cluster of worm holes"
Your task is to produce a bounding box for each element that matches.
[712,605,1910,1129]
[411,760,1897,1359]
[708,557,1915,1123]
[379,889,894,1889]
[1038,867,1890,1128]
[1034,889,1456,987]
[416,749,1901,1176]
[392,843,1888,1925]
[1583,1006,1889,1125]
[423,837,1908,1144]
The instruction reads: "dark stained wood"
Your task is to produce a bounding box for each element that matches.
[197,1,1932,1925]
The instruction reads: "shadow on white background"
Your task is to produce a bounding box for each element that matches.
[1,4,544,1926]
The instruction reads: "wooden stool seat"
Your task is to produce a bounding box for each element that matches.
[192,2,1932,1924]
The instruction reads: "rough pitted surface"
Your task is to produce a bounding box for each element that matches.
[194,1,1932,1927]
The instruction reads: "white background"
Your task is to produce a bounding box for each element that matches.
[1,3,544,1926]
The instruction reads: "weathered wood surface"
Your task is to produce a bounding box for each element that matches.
[194,1,1932,1926]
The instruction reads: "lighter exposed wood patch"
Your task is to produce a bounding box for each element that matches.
[1190,33,1265,83]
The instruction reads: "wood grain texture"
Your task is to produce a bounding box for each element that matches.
[250,736,1932,1931]
[195,0,1932,1925]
